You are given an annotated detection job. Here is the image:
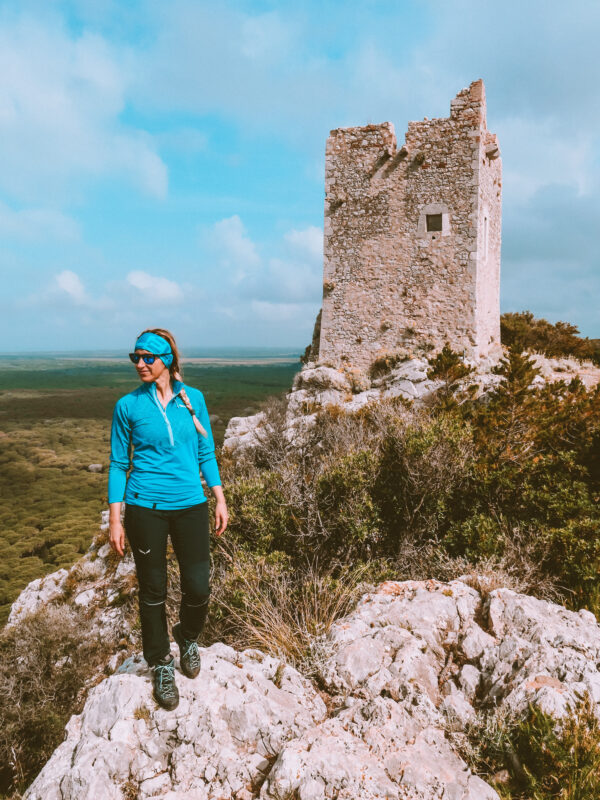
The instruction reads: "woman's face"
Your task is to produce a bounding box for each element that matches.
[134,349,169,383]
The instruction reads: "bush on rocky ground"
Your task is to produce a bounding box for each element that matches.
[209,542,375,679]
[220,346,600,616]
[456,693,600,799]
[446,348,600,611]
[220,396,473,566]
[425,342,477,408]
[0,605,112,797]
[501,310,600,364]
[368,351,409,380]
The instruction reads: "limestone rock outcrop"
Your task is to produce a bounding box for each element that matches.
[22,577,600,800]
[8,510,137,672]
[24,644,326,800]
[223,352,600,454]
[529,352,600,390]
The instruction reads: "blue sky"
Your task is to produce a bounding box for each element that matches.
[1,0,599,352]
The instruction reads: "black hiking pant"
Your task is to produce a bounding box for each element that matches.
[124,502,210,667]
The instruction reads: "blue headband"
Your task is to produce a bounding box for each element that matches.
[134,332,174,368]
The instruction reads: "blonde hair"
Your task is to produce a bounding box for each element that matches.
[139,327,208,438]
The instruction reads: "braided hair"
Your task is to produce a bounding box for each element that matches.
[140,327,208,439]
[174,373,208,438]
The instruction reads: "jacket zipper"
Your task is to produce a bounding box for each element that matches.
[150,387,175,446]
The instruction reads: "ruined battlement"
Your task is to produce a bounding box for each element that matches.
[318,79,502,369]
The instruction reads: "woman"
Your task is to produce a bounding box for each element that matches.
[108,328,228,711]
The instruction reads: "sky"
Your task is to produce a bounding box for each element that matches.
[1,0,599,353]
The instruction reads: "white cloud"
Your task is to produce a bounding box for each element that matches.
[127,270,184,304]
[492,118,594,206]
[0,13,167,201]
[204,216,322,308]
[46,269,113,311]
[422,0,600,130]
[26,267,186,315]
[247,251,321,305]
[130,2,333,137]
[207,215,261,283]
[284,226,323,262]
[250,299,316,323]
[0,201,80,241]
[55,270,87,304]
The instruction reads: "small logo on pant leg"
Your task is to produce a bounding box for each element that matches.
[138,548,151,555]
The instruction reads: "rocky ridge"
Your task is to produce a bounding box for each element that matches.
[8,510,138,674]
[223,352,600,454]
[21,575,600,800]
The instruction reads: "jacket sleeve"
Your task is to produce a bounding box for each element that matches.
[108,398,132,503]
[195,391,221,487]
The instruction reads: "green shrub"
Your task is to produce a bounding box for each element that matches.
[538,518,600,610]
[464,695,600,799]
[374,412,473,550]
[501,310,600,363]
[509,695,600,799]
[316,449,383,561]
[444,513,508,561]
[225,472,296,555]
[427,343,474,382]
[445,351,600,612]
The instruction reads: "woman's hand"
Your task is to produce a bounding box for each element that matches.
[109,502,125,556]
[211,486,228,537]
[215,500,228,536]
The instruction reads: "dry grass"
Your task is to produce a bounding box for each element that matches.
[453,521,567,605]
[0,604,113,795]
[133,704,151,722]
[211,541,372,677]
[393,527,565,607]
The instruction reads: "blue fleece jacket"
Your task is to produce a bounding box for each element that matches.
[108,379,221,509]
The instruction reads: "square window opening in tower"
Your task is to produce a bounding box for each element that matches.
[426,213,443,232]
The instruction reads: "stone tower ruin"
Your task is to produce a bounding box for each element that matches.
[316,79,502,370]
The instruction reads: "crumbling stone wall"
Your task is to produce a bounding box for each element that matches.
[318,79,502,370]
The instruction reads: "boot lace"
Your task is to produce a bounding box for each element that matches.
[182,639,201,670]
[154,661,177,699]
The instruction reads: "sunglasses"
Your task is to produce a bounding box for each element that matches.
[129,353,160,365]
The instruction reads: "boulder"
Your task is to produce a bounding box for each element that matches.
[222,412,267,452]
[24,645,327,800]
[292,366,352,393]
[7,568,69,624]
[7,511,137,653]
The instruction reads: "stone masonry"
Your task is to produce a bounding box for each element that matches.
[318,79,502,370]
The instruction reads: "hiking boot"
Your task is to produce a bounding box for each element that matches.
[151,654,179,710]
[173,622,201,679]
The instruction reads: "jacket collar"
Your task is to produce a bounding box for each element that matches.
[146,378,184,399]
